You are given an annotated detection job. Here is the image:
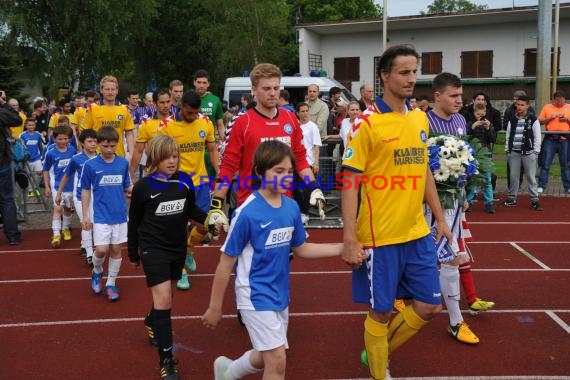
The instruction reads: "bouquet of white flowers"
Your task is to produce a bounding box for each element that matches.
[427,135,486,209]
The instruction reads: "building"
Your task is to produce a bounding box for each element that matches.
[297,4,570,108]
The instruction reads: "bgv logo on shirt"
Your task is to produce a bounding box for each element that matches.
[99,175,123,185]
[265,227,293,247]
[155,199,186,215]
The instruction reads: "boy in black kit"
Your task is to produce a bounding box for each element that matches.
[128,135,209,380]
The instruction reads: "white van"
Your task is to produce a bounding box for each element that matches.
[224,76,357,108]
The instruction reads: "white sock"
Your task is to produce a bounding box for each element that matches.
[439,264,463,326]
[92,254,105,274]
[106,257,122,287]
[62,214,72,229]
[52,219,62,236]
[226,350,262,379]
[81,230,94,256]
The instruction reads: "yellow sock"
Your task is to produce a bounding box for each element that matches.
[364,314,389,380]
[388,305,428,354]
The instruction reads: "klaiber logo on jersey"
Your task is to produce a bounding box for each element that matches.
[155,199,186,215]
[99,175,123,185]
[265,227,294,247]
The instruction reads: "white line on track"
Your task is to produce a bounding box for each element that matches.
[1,241,569,254]
[510,242,551,269]
[2,309,569,329]
[469,221,570,225]
[2,268,569,284]
[545,311,570,334]
[324,377,570,380]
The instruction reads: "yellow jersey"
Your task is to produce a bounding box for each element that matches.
[49,112,78,128]
[342,98,430,248]
[157,113,215,185]
[82,102,135,157]
[74,107,87,129]
[137,116,173,144]
[10,111,27,138]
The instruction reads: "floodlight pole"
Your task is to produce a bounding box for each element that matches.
[552,0,560,93]
[536,0,552,111]
[383,0,388,53]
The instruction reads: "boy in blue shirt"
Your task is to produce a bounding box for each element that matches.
[202,140,363,379]
[19,118,44,197]
[55,129,98,265]
[42,125,77,247]
[81,126,132,301]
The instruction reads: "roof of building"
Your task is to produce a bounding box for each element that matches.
[297,4,570,35]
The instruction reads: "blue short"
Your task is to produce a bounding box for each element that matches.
[194,184,211,213]
[352,234,441,312]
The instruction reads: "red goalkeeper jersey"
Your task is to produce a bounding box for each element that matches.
[219,107,309,205]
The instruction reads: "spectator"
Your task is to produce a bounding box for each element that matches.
[306,84,329,137]
[504,95,542,210]
[0,89,23,245]
[296,101,322,224]
[239,92,253,113]
[466,103,496,214]
[358,83,374,112]
[537,90,570,193]
[461,91,501,134]
[7,98,27,138]
[30,98,49,137]
[503,90,534,130]
[417,95,432,112]
[409,96,417,110]
[278,89,295,113]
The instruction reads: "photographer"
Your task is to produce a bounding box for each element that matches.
[0,89,23,245]
[466,103,496,214]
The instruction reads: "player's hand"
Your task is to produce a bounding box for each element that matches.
[188,226,208,248]
[202,307,222,329]
[310,188,326,220]
[205,197,229,240]
[82,219,93,231]
[434,219,453,245]
[44,187,51,198]
[342,239,368,268]
[54,193,61,206]
[125,186,133,198]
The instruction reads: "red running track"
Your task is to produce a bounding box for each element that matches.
[0,195,569,379]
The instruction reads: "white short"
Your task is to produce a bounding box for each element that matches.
[239,308,289,352]
[28,160,43,173]
[53,191,74,209]
[93,222,127,246]
[73,197,94,223]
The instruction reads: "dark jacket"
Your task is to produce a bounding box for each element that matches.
[0,104,23,168]
[461,104,502,133]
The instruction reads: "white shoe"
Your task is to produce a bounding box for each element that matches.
[214,356,233,380]
[537,187,544,193]
[301,213,310,226]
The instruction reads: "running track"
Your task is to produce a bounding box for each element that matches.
[0,195,569,379]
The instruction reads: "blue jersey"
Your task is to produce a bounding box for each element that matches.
[43,145,77,192]
[19,131,43,162]
[80,155,131,224]
[64,152,94,201]
[222,192,306,311]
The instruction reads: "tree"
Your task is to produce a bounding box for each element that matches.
[0,38,27,106]
[422,0,488,15]
[0,0,158,97]
[292,0,382,23]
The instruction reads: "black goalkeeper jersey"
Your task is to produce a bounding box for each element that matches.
[127,172,207,262]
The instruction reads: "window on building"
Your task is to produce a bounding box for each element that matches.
[461,50,493,78]
[524,48,561,77]
[421,52,442,75]
[334,57,360,89]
